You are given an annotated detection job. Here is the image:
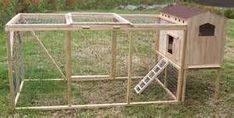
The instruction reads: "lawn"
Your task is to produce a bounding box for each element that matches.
[0,10,233,117]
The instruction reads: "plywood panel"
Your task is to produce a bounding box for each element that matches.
[186,12,225,67]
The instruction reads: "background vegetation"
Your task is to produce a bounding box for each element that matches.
[1,0,234,29]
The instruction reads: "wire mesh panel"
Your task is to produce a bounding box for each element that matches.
[14,31,67,107]
[116,31,129,77]
[72,80,127,105]
[130,54,177,102]
[72,14,114,23]
[70,13,129,25]
[131,30,156,76]
[158,63,178,96]
[22,31,65,79]
[72,30,112,75]
[11,32,24,97]
[16,14,66,24]
[121,15,173,24]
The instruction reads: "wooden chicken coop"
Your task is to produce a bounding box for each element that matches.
[5,5,225,110]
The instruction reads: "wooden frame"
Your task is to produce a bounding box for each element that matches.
[6,11,225,110]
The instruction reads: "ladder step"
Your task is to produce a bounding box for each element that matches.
[142,80,147,84]
[144,77,150,83]
[139,82,146,88]
[137,85,142,89]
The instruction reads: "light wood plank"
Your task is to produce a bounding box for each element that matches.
[6,31,15,109]
[65,31,72,105]
[126,32,132,104]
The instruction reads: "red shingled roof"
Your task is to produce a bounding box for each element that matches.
[161,5,207,19]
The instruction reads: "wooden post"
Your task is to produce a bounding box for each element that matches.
[126,31,132,104]
[155,29,160,62]
[214,69,221,102]
[111,28,117,79]
[65,31,72,106]
[6,31,15,109]
[177,29,188,101]
[181,69,187,102]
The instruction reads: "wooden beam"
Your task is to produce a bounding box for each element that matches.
[6,24,187,32]
[6,31,15,109]
[14,80,24,106]
[176,69,183,101]
[177,29,188,101]
[111,28,117,79]
[24,75,144,81]
[133,24,187,30]
[214,69,221,103]
[113,13,131,24]
[155,29,160,62]
[70,12,115,15]
[65,13,73,24]
[16,103,127,110]
[126,32,132,104]
[65,31,72,105]
[16,100,178,110]
[72,76,143,81]
[188,64,221,69]
[24,76,144,82]
[72,75,109,79]
[181,69,187,102]
[129,100,178,105]
[24,79,63,81]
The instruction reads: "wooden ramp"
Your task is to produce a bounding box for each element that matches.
[134,58,169,94]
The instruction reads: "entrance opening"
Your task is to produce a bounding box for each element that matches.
[167,35,174,54]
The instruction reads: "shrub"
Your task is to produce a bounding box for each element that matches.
[224,9,234,19]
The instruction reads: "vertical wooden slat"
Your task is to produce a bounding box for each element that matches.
[6,31,15,109]
[181,69,187,102]
[155,29,160,62]
[65,31,72,105]
[214,69,221,102]
[111,29,117,79]
[176,69,182,100]
[177,29,188,101]
[126,31,132,104]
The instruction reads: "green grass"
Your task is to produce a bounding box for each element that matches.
[0,11,234,117]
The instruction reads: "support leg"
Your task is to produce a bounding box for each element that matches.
[176,69,183,101]
[111,29,117,79]
[214,69,221,103]
[65,31,72,105]
[6,31,15,109]
[181,69,187,102]
[126,32,132,104]
[155,30,159,62]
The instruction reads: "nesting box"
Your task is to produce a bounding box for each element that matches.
[159,5,226,68]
